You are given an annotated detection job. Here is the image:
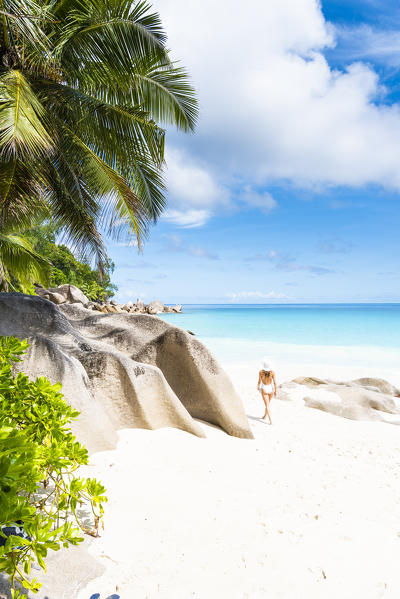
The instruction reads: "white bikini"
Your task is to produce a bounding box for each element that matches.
[260,381,273,393]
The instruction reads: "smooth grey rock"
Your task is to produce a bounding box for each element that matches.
[42,291,66,305]
[55,284,90,307]
[292,376,326,387]
[279,377,400,425]
[0,294,253,451]
[352,377,400,397]
[146,300,164,315]
[104,304,117,313]
[136,298,145,311]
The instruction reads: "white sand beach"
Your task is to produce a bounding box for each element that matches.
[75,358,400,599]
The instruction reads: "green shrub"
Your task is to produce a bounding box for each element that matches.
[24,222,118,301]
[0,336,107,597]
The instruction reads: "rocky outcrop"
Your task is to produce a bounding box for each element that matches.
[0,294,253,452]
[36,283,90,306]
[146,299,164,314]
[34,285,183,315]
[278,377,400,425]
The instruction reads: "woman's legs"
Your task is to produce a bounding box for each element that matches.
[261,391,273,424]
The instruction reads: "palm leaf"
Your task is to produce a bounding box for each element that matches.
[0,230,51,291]
[0,158,48,230]
[0,69,53,158]
[36,80,165,166]
[43,150,108,270]
[0,0,50,54]
[130,59,198,132]
[56,0,167,74]
[61,126,148,246]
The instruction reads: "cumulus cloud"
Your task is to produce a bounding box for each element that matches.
[161,149,228,227]
[227,290,289,302]
[153,0,400,196]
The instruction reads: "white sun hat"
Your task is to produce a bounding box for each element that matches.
[261,357,273,370]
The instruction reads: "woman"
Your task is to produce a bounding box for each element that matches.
[257,358,277,424]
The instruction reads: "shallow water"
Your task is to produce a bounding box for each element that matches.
[159,304,400,379]
[160,304,400,347]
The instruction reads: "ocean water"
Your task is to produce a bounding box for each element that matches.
[159,304,400,380]
[160,304,400,347]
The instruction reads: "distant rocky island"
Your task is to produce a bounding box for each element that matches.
[35,284,182,315]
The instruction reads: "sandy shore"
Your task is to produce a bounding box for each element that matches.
[73,361,400,599]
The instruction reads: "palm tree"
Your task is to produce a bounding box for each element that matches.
[0,0,198,285]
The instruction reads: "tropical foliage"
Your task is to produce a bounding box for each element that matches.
[0,336,107,597]
[25,222,117,300]
[0,0,198,284]
[0,230,51,292]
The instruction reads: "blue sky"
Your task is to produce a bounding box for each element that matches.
[108,0,400,304]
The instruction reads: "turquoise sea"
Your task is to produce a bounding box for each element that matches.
[160,304,400,348]
[159,304,400,380]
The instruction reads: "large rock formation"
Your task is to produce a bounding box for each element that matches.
[278,377,400,425]
[146,299,165,314]
[35,284,183,315]
[35,283,90,306]
[0,294,253,451]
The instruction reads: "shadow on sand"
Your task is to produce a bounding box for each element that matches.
[247,414,271,425]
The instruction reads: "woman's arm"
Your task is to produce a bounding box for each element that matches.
[257,371,262,390]
[272,371,277,396]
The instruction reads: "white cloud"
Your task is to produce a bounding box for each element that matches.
[165,149,227,207]
[153,0,400,194]
[241,187,278,213]
[227,290,289,302]
[162,209,211,228]
[334,24,400,67]
[161,149,228,227]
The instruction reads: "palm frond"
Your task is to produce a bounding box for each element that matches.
[0,158,48,229]
[0,230,51,291]
[56,0,167,76]
[0,69,53,158]
[36,80,165,166]
[1,0,50,54]
[61,125,148,246]
[131,59,198,132]
[43,150,108,271]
